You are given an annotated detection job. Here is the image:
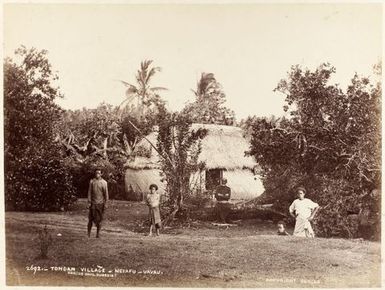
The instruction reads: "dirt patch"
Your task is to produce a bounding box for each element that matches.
[5,199,381,287]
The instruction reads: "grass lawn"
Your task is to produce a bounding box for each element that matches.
[5,198,381,287]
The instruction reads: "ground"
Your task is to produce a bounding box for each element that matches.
[5,199,381,288]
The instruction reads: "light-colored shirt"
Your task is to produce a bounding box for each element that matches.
[88,178,108,205]
[289,198,319,219]
[146,192,160,208]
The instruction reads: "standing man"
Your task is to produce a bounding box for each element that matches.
[87,169,108,238]
[214,178,232,223]
[289,187,320,238]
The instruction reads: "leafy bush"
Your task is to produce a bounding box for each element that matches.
[6,150,77,211]
[65,156,126,200]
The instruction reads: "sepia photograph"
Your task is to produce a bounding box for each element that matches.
[2,2,382,288]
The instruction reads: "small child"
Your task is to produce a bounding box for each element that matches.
[146,184,161,236]
[277,221,290,236]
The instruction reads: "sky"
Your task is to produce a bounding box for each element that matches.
[3,3,382,120]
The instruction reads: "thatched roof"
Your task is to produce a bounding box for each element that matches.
[125,123,257,170]
[126,155,159,170]
[192,124,256,170]
[222,169,264,199]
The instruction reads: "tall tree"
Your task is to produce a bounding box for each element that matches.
[182,72,235,125]
[248,63,381,239]
[117,60,167,156]
[4,46,76,211]
[4,46,63,156]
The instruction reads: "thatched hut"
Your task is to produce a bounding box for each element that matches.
[125,124,264,201]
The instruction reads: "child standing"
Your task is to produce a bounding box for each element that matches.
[146,184,161,236]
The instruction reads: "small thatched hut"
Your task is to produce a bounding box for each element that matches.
[125,124,264,201]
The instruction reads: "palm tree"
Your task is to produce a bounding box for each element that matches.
[192,72,218,101]
[119,60,167,116]
[186,72,233,124]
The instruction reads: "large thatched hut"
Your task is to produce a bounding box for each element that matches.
[125,124,264,201]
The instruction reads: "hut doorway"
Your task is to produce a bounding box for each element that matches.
[205,169,223,191]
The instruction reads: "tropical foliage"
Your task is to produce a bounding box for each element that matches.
[56,60,167,200]
[156,105,207,224]
[4,47,76,211]
[119,60,167,115]
[182,72,235,125]
[247,63,381,239]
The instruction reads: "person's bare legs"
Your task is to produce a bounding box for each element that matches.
[96,223,101,238]
[149,225,153,236]
[156,227,160,236]
[87,221,92,237]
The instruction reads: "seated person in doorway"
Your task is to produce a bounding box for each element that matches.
[214,178,232,223]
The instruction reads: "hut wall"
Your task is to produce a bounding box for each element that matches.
[223,169,264,200]
[125,168,165,196]
[189,169,264,200]
[125,168,263,201]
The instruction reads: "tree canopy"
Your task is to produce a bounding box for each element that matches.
[247,63,381,239]
[119,59,167,115]
[4,46,76,211]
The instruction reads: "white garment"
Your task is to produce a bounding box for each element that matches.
[289,198,319,237]
[289,198,319,219]
[146,192,160,208]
